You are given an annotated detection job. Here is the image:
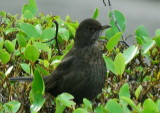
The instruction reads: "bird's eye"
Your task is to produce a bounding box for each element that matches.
[88,27,95,32]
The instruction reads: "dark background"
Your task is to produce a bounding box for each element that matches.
[0,0,160,38]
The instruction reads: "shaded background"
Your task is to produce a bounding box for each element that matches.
[0,0,160,38]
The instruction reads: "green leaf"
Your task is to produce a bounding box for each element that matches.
[0,10,6,17]
[24,45,40,62]
[119,83,130,98]
[4,40,15,53]
[64,22,76,37]
[156,99,160,112]
[105,28,115,40]
[154,36,160,47]
[16,34,27,47]
[135,25,151,44]
[103,55,116,74]
[21,63,31,74]
[30,69,45,112]
[142,99,158,113]
[73,108,89,113]
[123,45,139,64]
[55,99,66,113]
[36,65,50,76]
[22,0,38,18]
[35,24,42,35]
[3,101,21,113]
[155,29,160,36]
[5,28,19,34]
[33,42,50,52]
[135,85,142,100]
[83,98,92,111]
[120,97,140,112]
[41,28,55,40]
[57,93,76,108]
[19,22,40,38]
[142,40,155,54]
[23,10,34,19]
[0,49,10,64]
[0,37,4,49]
[58,28,70,41]
[105,99,124,113]
[106,32,122,51]
[109,10,126,33]
[94,105,107,113]
[92,8,99,19]
[114,53,125,76]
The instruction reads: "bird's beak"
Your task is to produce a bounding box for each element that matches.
[101,25,111,30]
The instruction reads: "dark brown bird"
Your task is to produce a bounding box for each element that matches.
[10,18,110,103]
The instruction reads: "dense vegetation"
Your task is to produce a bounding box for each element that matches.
[0,0,160,113]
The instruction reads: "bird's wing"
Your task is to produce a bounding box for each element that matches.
[44,55,76,93]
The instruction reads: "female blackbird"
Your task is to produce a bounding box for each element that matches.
[10,18,110,103]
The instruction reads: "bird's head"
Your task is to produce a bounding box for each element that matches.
[74,18,110,47]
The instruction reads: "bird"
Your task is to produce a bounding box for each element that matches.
[10,18,111,104]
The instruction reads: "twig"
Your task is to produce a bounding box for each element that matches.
[42,20,62,55]
[103,0,129,47]
[102,0,107,6]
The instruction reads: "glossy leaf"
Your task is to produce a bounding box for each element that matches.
[142,40,155,54]
[64,22,76,37]
[106,32,122,51]
[120,97,140,112]
[154,36,160,47]
[5,28,19,34]
[57,93,76,108]
[24,45,40,62]
[0,49,10,64]
[36,65,50,76]
[33,42,50,52]
[92,8,99,19]
[3,101,21,113]
[103,55,116,74]
[73,108,89,113]
[83,98,92,111]
[142,99,158,113]
[19,23,40,38]
[16,34,27,47]
[30,69,45,112]
[135,85,142,100]
[135,25,151,43]
[4,40,15,53]
[58,28,70,41]
[155,29,160,36]
[41,28,55,40]
[109,10,126,33]
[21,63,31,74]
[94,105,107,113]
[119,83,130,98]
[123,45,139,64]
[22,0,38,18]
[156,99,160,112]
[0,37,4,49]
[114,53,125,76]
[105,99,124,113]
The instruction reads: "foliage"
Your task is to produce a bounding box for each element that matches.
[0,0,160,112]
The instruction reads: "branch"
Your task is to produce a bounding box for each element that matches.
[42,20,62,55]
[102,0,129,47]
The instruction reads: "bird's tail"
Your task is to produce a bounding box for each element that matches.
[9,77,33,82]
